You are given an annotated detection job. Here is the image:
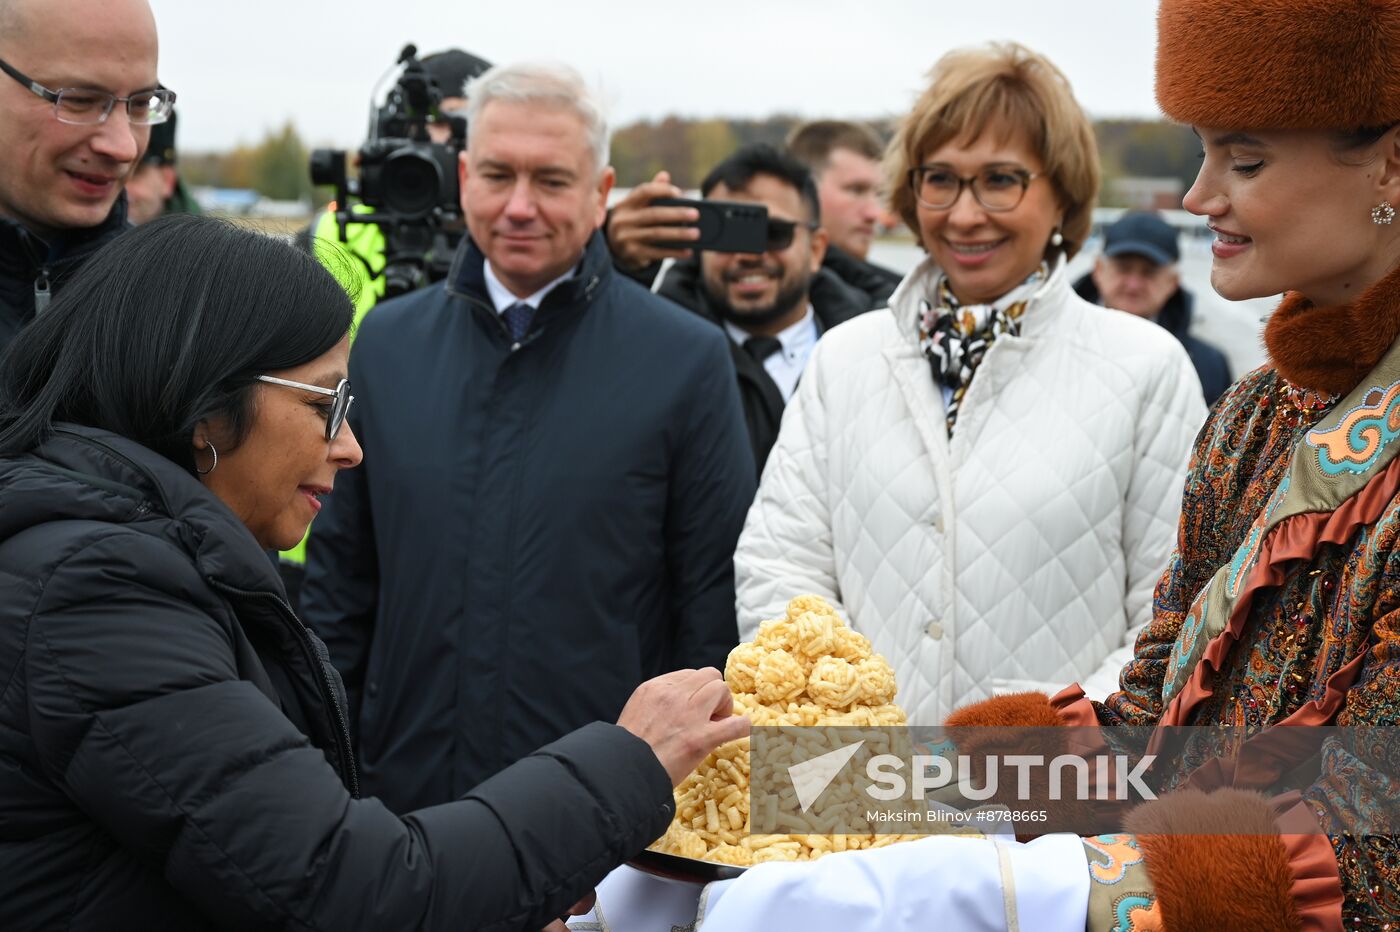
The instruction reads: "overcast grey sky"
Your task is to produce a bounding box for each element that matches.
[147,0,1163,153]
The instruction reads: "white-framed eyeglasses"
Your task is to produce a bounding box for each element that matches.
[256,376,354,442]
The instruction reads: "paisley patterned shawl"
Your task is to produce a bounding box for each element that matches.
[1156,336,1400,727]
[1062,275,1400,930]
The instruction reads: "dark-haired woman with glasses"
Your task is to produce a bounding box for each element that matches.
[0,214,747,931]
[736,42,1207,725]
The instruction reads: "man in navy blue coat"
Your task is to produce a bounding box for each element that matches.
[302,62,755,812]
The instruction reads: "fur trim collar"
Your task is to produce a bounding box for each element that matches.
[1264,261,1400,396]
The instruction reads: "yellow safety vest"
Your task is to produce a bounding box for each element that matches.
[280,204,387,568]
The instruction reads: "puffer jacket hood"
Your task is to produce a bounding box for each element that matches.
[0,424,284,599]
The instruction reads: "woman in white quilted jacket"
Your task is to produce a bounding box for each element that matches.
[735,42,1207,725]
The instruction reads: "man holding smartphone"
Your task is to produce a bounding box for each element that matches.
[627,145,868,472]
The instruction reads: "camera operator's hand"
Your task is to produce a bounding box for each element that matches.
[617,667,750,786]
[605,170,701,272]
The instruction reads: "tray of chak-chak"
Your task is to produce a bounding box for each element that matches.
[633,595,928,884]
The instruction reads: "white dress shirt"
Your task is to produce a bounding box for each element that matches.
[724,304,818,402]
[483,260,576,313]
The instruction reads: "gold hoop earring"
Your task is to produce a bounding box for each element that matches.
[196,442,218,476]
[1373,201,1395,225]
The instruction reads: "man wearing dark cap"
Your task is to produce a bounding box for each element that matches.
[418,48,490,143]
[1074,211,1232,405]
[125,109,199,224]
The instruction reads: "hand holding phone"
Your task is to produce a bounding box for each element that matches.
[605,171,703,271]
[651,197,770,253]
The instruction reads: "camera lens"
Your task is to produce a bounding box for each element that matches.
[383,148,443,219]
[309,149,344,188]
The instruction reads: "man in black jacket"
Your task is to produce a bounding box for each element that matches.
[0,0,164,353]
[301,62,755,812]
[650,145,868,473]
[1073,211,1233,406]
[787,120,904,308]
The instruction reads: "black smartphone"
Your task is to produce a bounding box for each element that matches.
[653,197,769,253]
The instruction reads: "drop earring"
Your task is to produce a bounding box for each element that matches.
[1050,227,1064,247]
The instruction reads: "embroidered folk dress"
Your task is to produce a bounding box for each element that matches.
[1059,345,1400,925]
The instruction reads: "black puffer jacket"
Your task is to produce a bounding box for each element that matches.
[0,425,673,932]
[0,200,129,355]
[821,244,902,310]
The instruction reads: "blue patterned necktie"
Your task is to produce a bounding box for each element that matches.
[502,301,535,341]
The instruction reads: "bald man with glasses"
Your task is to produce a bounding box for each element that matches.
[0,0,169,353]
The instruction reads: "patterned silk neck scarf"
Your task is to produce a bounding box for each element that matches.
[918,264,1048,435]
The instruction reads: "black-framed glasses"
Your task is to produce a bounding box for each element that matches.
[765,217,820,251]
[256,376,355,442]
[908,164,1042,212]
[0,55,175,126]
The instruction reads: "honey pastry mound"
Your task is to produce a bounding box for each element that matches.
[651,595,932,866]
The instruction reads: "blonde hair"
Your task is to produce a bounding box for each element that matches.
[885,42,1099,259]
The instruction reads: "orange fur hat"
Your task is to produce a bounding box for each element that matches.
[1156,0,1400,129]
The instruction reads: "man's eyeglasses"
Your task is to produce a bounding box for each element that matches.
[765,217,820,251]
[256,376,355,442]
[0,55,175,126]
[908,164,1042,212]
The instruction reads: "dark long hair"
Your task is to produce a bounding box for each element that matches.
[0,214,354,472]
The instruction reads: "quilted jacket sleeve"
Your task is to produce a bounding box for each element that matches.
[734,337,847,639]
[1080,343,1205,700]
[25,532,674,932]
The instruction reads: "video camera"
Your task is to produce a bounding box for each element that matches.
[310,44,465,299]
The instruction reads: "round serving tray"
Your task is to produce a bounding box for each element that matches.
[627,848,748,883]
